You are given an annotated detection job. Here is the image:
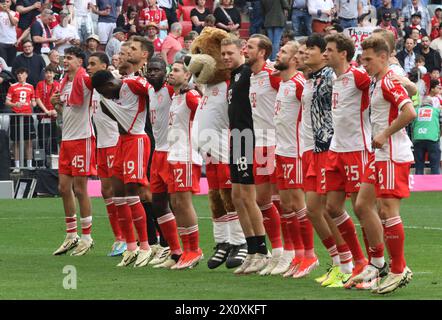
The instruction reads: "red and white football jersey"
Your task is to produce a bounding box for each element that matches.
[149,83,174,152]
[91,89,119,148]
[249,64,281,147]
[300,78,315,154]
[0,10,19,44]
[7,82,34,114]
[192,82,230,164]
[60,75,94,141]
[101,76,149,135]
[330,66,372,153]
[139,8,167,26]
[274,72,305,158]
[370,70,414,162]
[168,89,203,165]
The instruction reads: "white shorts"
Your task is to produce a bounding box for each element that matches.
[98,22,116,44]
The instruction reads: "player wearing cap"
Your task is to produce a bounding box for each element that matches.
[350,36,416,294]
[51,46,96,257]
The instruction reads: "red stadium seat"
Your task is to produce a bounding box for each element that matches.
[181,21,193,37]
[180,6,194,21]
[182,0,195,5]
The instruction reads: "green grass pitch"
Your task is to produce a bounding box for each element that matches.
[0,192,441,300]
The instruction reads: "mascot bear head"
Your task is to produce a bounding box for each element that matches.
[184,27,231,85]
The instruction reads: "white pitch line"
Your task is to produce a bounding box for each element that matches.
[1,215,442,231]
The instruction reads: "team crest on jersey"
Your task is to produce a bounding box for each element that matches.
[258,79,265,87]
[158,94,163,104]
[284,88,290,97]
[212,87,219,96]
[342,77,349,86]
[177,96,183,104]
[235,73,241,82]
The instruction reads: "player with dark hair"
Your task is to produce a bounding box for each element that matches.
[322,33,370,287]
[145,56,179,268]
[221,36,269,275]
[51,46,96,257]
[299,34,355,286]
[87,51,127,257]
[91,70,153,268]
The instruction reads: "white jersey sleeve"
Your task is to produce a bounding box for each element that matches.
[149,84,174,152]
[60,76,94,141]
[330,66,372,152]
[370,71,414,162]
[168,90,203,165]
[274,73,305,158]
[91,89,119,148]
[101,76,149,135]
[249,65,281,147]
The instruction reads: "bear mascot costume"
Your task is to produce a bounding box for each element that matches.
[184,27,247,269]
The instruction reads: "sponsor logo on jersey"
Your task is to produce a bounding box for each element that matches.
[179,182,185,188]
[131,174,137,179]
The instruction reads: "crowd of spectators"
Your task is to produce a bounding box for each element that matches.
[0,0,441,173]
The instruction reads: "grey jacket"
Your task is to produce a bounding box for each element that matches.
[261,0,290,28]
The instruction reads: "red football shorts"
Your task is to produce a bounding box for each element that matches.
[150,151,170,194]
[113,134,150,186]
[253,146,277,185]
[97,146,117,178]
[168,162,201,194]
[275,155,303,190]
[367,160,411,199]
[59,137,97,177]
[302,150,316,192]
[205,162,232,190]
[326,150,374,193]
[305,150,328,194]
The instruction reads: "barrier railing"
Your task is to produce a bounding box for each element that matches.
[0,113,60,170]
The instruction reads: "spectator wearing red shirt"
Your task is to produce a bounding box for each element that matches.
[422,67,442,95]
[36,65,60,160]
[5,67,36,171]
[430,8,442,41]
[139,0,168,39]
[145,21,163,54]
[161,22,182,65]
[379,12,398,40]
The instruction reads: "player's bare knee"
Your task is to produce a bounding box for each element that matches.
[220,189,235,213]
